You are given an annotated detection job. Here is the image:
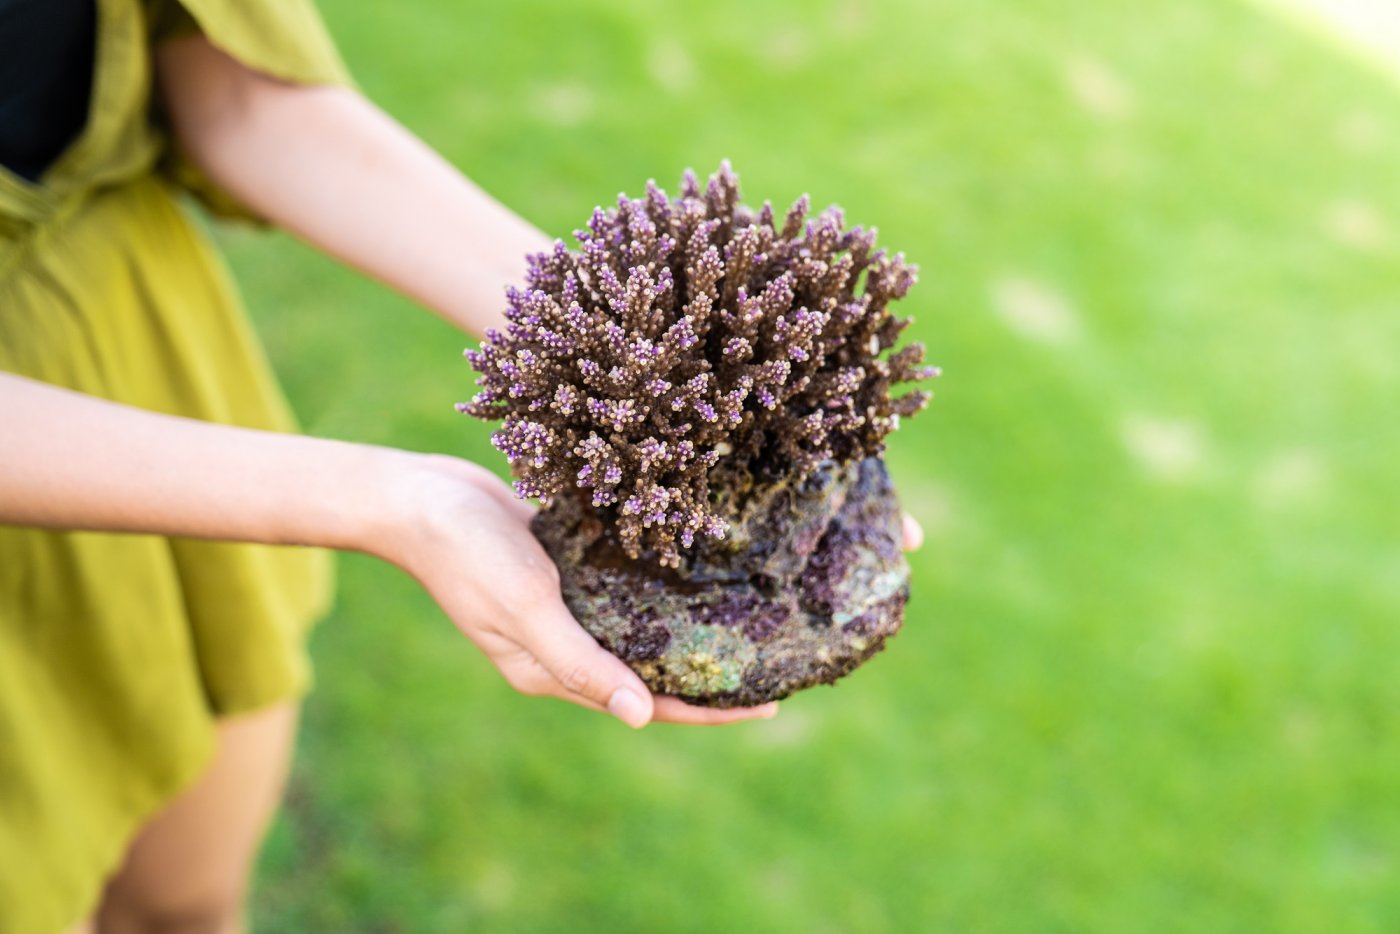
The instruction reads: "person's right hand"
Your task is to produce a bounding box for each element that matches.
[369,452,780,728]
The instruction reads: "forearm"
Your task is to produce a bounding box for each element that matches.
[0,371,399,551]
[157,38,550,338]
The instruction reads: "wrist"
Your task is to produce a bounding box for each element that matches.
[343,447,483,570]
[326,445,419,561]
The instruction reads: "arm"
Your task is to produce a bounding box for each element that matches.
[151,37,931,546]
[0,372,775,727]
[154,36,548,339]
[133,37,787,725]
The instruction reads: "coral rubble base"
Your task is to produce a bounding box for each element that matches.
[533,458,909,707]
[462,163,934,705]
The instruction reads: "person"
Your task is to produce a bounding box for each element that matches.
[0,1,923,931]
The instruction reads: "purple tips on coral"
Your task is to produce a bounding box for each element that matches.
[459,162,936,567]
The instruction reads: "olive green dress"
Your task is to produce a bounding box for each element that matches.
[0,2,348,931]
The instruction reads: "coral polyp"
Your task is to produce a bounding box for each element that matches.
[460,162,935,568]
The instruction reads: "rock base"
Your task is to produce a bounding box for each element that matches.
[532,458,910,707]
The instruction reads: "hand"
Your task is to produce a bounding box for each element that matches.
[370,453,780,728]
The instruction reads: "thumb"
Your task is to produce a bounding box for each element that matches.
[527,610,656,728]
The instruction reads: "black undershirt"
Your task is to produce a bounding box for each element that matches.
[0,0,98,181]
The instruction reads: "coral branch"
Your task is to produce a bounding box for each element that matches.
[460,162,935,567]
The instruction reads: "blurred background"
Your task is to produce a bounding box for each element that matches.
[222,0,1400,929]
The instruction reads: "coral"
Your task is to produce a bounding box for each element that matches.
[460,162,936,567]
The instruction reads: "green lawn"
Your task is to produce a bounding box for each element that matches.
[223,1,1400,930]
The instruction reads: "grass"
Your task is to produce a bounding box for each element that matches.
[219,1,1400,930]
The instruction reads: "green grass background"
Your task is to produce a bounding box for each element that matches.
[220,0,1400,930]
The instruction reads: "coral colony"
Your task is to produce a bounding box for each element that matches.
[461,163,937,706]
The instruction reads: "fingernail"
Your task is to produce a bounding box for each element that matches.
[761,703,780,719]
[607,688,650,729]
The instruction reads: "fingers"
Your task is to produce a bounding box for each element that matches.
[901,512,924,551]
[652,696,779,725]
[503,654,780,726]
[520,607,658,728]
[492,636,780,728]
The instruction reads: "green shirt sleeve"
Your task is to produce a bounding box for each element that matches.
[148,0,353,222]
[149,0,350,86]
